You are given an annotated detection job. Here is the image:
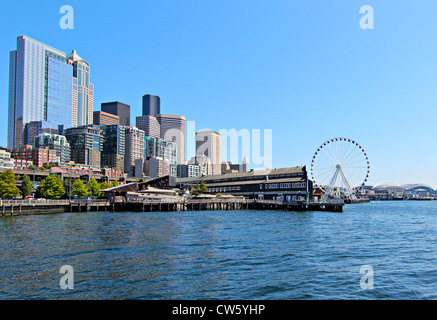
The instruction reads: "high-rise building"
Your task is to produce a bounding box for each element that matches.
[144,156,174,179]
[189,155,213,176]
[144,136,177,176]
[8,36,74,150]
[196,130,221,175]
[65,125,102,168]
[100,125,125,172]
[142,94,161,116]
[34,132,71,164]
[23,121,60,146]
[93,111,119,126]
[124,126,145,176]
[101,102,130,127]
[177,164,201,178]
[136,115,160,138]
[68,50,94,127]
[156,114,186,165]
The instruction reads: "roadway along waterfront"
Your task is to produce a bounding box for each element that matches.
[1,201,437,299]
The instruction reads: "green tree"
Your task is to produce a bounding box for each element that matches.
[27,164,38,171]
[71,179,89,198]
[44,163,58,170]
[191,183,201,196]
[21,174,33,198]
[0,169,20,199]
[39,175,65,199]
[200,181,207,192]
[110,180,119,188]
[0,169,16,184]
[99,181,110,191]
[88,179,101,197]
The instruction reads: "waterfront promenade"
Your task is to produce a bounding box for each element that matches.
[0,198,344,216]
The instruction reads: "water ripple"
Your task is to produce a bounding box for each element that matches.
[1,201,437,299]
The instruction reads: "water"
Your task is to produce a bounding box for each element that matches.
[1,201,437,299]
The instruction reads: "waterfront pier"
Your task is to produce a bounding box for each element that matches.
[0,198,343,217]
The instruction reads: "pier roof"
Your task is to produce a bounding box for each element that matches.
[100,182,138,193]
[176,166,307,184]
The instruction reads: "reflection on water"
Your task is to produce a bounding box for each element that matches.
[1,201,437,299]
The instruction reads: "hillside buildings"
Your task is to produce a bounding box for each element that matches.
[33,132,71,164]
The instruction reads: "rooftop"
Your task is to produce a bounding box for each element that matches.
[176,166,307,184]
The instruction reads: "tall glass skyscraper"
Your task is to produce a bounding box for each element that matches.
[8,36,93,149]
[68,50,94,127]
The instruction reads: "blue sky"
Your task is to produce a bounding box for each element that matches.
[1,0,437,187]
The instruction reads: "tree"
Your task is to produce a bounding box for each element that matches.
[28,164,38,171]
[110,180,119,188]
[0,169,20,199]
[44,163,58,170]
[39,175,66,199]
[21,174,33,198]
[99,181,110,191]
[191,183,201,196]
[88,179,101,197]
[200,181,207,192]
[71,179,89,198]
[0,169,16,184]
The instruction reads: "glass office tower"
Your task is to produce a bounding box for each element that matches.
[8,36,92,149]
[8,36,73,149]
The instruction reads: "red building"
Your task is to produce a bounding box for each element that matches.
[11,145,57,167]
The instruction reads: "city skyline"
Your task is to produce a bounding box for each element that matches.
[1,1,436,187]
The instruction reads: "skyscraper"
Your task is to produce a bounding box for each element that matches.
[65,125,103,168]
[136,115,160,138]
[196,130,221,175]
[100,125,125,172]
[101,102,131,127]
[93,111,119,126]
[142,94,161,116]
[124,126,145,176]
[8,36,74,149]
[68,50,94,127]
[156,114,186,165]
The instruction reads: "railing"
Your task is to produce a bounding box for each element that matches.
[0,197,256,206]
[127,198,253,204]
[72,199,109,204]
[312,198,345,204]
[0,199,110,206]
[254,199,283,205]
[0,199,71,205]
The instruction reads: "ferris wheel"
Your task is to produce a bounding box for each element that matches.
[311,137,370,199]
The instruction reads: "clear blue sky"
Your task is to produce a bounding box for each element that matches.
[1,0,436,188]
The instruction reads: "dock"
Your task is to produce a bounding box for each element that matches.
[0,198,344,217]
